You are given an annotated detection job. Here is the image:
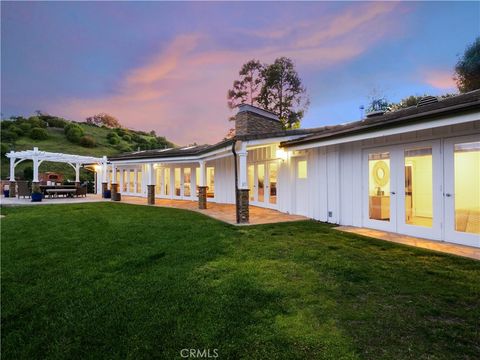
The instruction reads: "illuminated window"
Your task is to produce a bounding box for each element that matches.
[174,168,181,196]
[269,162,278,204]
[257,164,265,202]
[136,171,142,193]
[164,168,170,196]
[184,168,191,197]
[248,165,254,201]
[405,147,433,227]
[297,160,307,179]
[206,167,215,198]
[454,141,480,234]
[155,168,161,195]
[129,170,135,193]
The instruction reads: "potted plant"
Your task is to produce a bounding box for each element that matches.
[31,184,43,202]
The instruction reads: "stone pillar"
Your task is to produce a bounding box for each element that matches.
[9,181,16,197]
[102,182,108,198]
[198,186,207,209]
[236,189,249,224]
[111,183,119,201]
[75,181,81,188]
[147,185,155,205]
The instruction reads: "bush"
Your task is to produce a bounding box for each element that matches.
[29,127,49,140]
[122,134,132,142]
[1,143,9,156]
[116,143,132,153]
[114,128,127,137]
[23,166,33,181]
[9,125,23,137]
[1,130,18,143]
[64,124,84,143]
[28,116,47,128]
[44,116,67,128]
[1,120,12,130]
[79,135,96,147]
[19,122,32,133]
[108,134,120,145]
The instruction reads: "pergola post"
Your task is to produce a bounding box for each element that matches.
[32,147,40,187]
[111,163,120,201]
[101,156,108,198]
[146,163,155,205]
[197,160,207,209]
[75,163,81,187]
[9,152,16,197]
[236,142,249,224]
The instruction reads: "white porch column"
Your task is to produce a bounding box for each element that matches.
[9,153,16,181]
[198,160,206,186]
[101,156,108,197]
[111,163,117,183]
[146,163,155,204]
[75,163,81,183]
[32,147,40,183]
[237,143,248,189]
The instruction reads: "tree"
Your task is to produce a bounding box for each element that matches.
[85,113,121,128]
[455,37,480,93]
[227,60,264,109]
[258,57,309,129]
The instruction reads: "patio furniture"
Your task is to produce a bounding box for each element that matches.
[76,185,87,197]
[46,189,77,198]
[17,181,31,199]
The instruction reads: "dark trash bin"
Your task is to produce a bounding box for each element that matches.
[3,190,9,197]
[103,189,111,199]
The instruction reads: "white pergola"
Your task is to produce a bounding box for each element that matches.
[6,147,107,183]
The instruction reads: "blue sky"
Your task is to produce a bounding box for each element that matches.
[2,1,479,144]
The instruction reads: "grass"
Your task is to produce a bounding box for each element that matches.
[1,203,479,359]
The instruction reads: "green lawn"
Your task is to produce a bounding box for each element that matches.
[1,204,479,359]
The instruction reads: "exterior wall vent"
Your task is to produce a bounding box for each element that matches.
[417,96,439,107]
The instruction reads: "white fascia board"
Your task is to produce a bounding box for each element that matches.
[285,112,480,151]
[109,146,233,165]
[245,135,308,148]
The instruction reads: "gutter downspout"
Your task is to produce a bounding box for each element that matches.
[231,139,239,224]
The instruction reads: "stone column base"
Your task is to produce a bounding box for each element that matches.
[111,183,120,201]
[9,181,16,197]
[236,189,249,224]
[198,186,207,209]
[101,182,108,198]
[147,185,155,205]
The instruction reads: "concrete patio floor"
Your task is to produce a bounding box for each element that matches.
[336,226,480,261]
[1,194,107,206]
[120,195,308,225]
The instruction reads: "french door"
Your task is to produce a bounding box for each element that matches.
[248,161,279,209]
[363,141,442,239]
[444,136,480,247]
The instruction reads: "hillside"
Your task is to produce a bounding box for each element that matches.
[1,115,175,180]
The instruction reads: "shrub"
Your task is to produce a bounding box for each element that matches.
[122,134,132,142]
[116,143,132,152]
[108,134,120,145]
[1,120,12,130]
[1,130,18,143]
[19,122,32,133]
[29,127,49,140]
[1,143,9,156]
[23,166,33,181]
[28,116,47,128]
[114,128,127,137]
[64,124,84,143]
[79,135,96,147]
[9,125,23,137]
[44,117,67,128]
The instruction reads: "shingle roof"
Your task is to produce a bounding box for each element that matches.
[281,89,480,148]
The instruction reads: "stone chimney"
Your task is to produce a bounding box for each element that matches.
[235,104,283,136]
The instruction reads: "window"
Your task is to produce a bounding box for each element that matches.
[129,170,135,193]
[136,171,142,193]
[174,168,181,196]
[297,160,307,179]
[164,168,170,196]
[206,167,215,198]
[184,168,191,197]
[155,168,161,195]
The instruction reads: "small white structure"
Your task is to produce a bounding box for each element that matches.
[6,147,106,185]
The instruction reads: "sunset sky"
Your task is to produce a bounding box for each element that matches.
[2,1,478,145]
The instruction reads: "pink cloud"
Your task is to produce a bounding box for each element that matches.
[423,70,456,89]
[51,2,404,145]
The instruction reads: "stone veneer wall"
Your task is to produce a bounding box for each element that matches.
[9,181,16,197]
[235,111,283,136]
[198,186,207,209]
[236,189,249,223]
[147,185,155,205]
[111,183,119,201]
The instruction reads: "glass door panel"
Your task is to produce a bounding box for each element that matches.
[269,162,278,205]
[184,168,191,197]
[164,168,170,196]
[122,170,127,192]
[248,165,255,201]
[136,171,142,193]
[206,167,215,199]
[174,168,181,197]
[454,141,480,235]
[368,152,391,221]
[155,168,161,195]
[129,170,135,193]
[404,147,433,227]
[257,164,265,203]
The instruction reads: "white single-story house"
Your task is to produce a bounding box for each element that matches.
[97,90,479,248]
